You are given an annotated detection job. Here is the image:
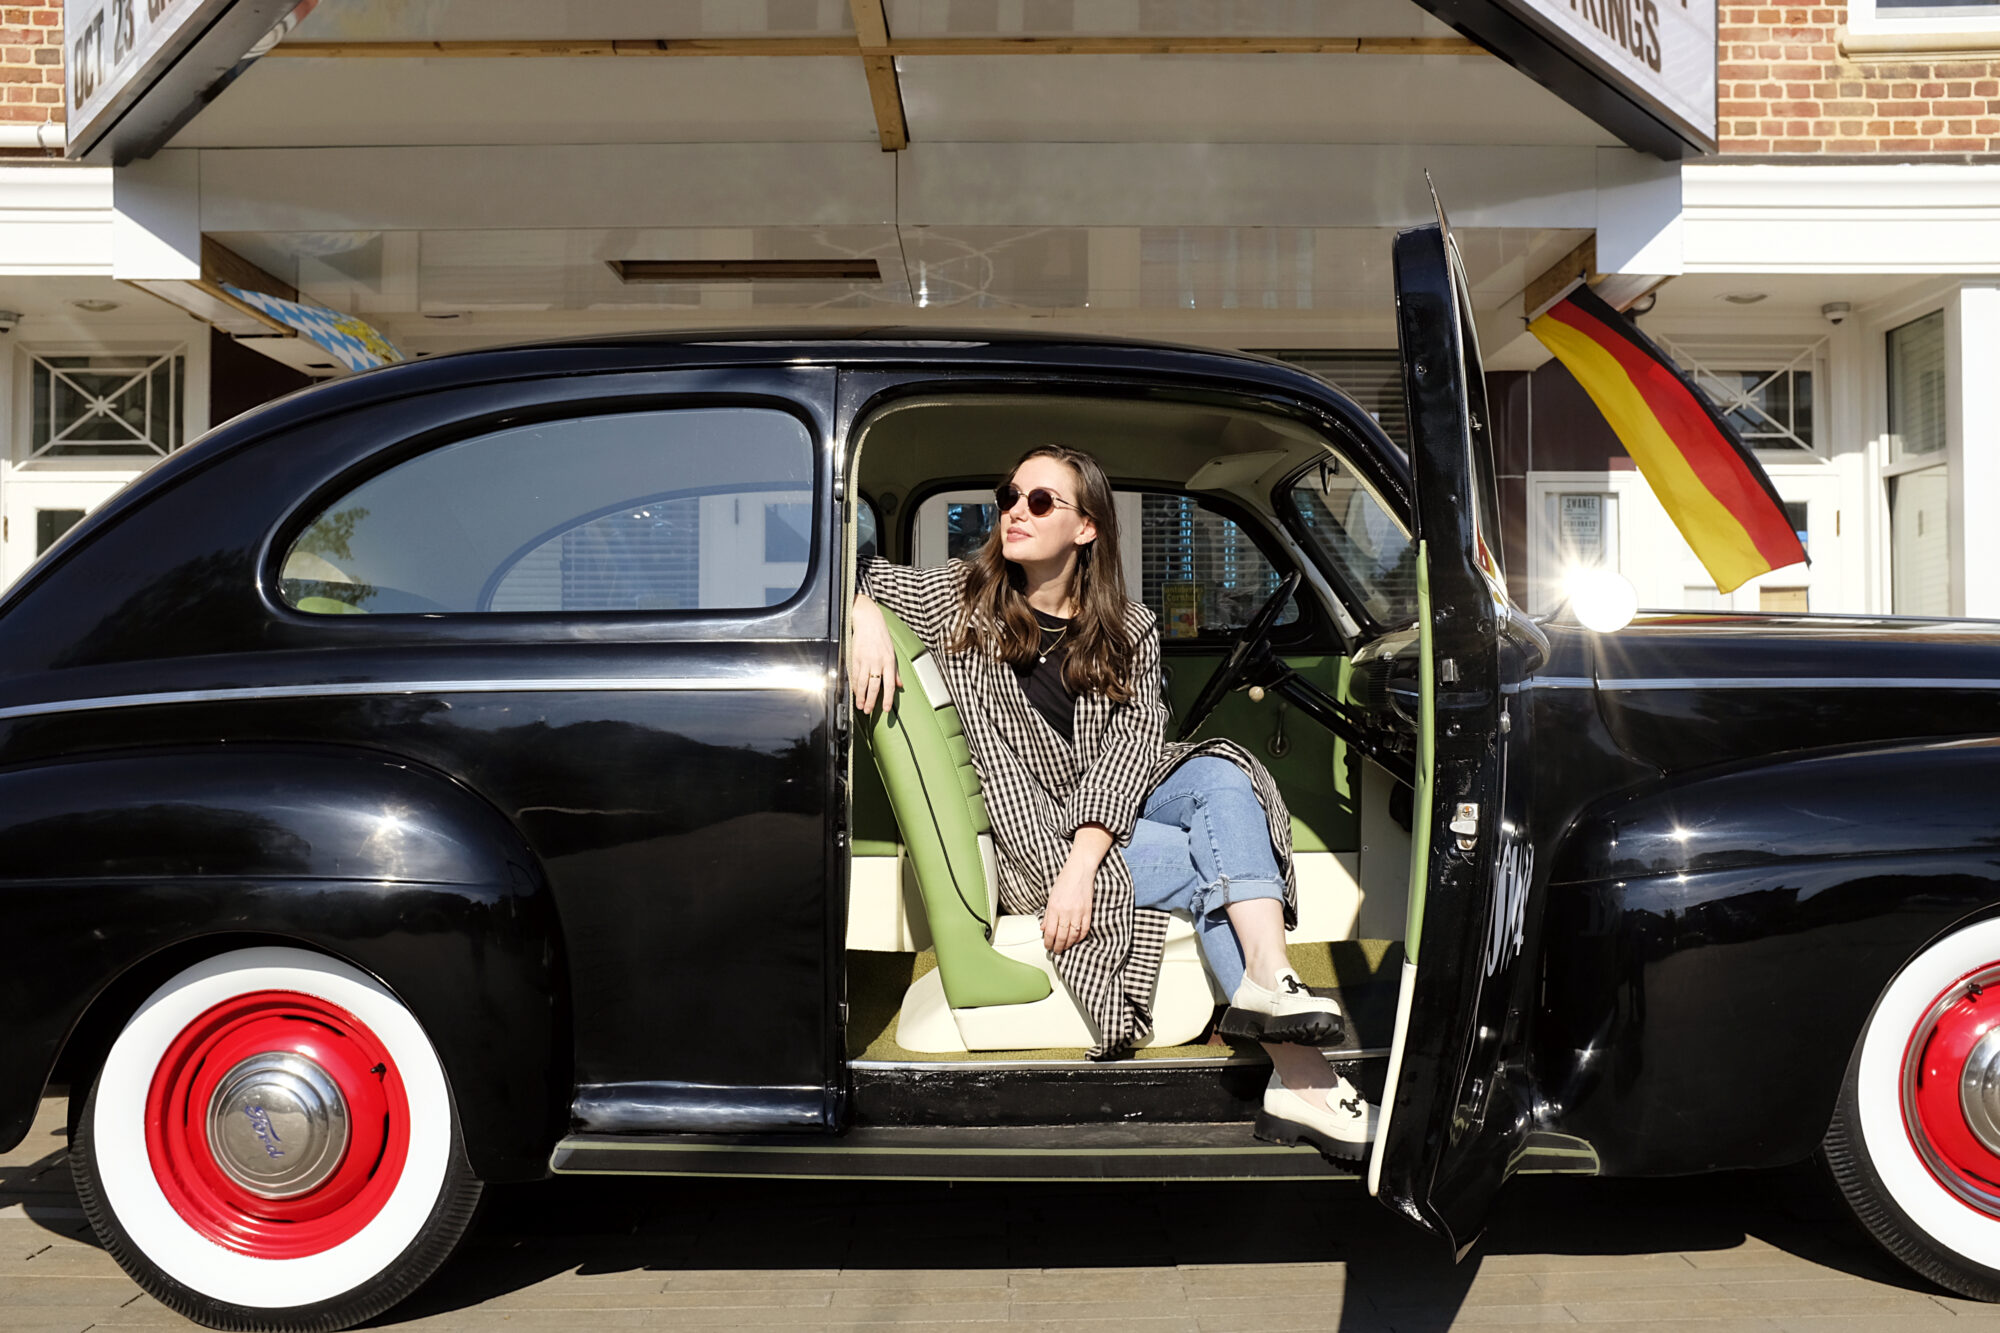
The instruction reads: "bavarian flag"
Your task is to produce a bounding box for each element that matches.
[1529,284,1808,594]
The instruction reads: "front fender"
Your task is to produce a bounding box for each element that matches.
[1538,735,2000,1175]
[0,745,563,1181]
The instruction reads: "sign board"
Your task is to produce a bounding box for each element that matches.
[65,0,228,156]
[1496,0,1716,149]
[64,0,308,163]
[1558,494,1605,564]
[1411,0,1715,156]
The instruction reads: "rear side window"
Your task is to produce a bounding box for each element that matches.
[280,408,814,615]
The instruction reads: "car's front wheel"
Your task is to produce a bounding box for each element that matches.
[72,946,482,1332]
[1826,916,2000,1301]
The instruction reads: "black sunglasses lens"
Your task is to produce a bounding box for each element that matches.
[996,484,1058,517]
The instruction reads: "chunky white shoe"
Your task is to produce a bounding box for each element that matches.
[1253,1068,1378,1162]
[1217,967,1345,1045]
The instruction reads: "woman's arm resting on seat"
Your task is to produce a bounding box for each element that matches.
[850,593,901,715]
[856,556,964,647]
[1046,823,1114,954]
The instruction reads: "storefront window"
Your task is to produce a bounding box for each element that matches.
[1887,310,1950,615]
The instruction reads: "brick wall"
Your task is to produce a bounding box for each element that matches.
[1721,3,2000,153]
[0,0,62,134]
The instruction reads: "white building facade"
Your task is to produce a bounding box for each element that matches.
[0,0,1993,619]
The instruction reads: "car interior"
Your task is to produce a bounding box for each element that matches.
[841,390,1422,1068]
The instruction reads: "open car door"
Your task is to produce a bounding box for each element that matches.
[1366,212,1555,1254]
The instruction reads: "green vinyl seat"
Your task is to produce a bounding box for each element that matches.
[863,610,1051,1012]
[862,609,1214,1053]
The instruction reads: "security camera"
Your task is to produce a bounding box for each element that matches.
[1822,302,1851,326]
[0,310,19,335]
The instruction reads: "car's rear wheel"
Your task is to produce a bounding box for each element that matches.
[72,946,482,1332]
[1826,917,2000,1301]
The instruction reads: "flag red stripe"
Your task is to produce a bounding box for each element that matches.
[1547,301,1803,567]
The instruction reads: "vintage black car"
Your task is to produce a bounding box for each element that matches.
[5,220,2000,1331]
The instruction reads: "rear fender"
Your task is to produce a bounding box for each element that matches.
[0,745,564,1182]
[1539,735,2000,1175]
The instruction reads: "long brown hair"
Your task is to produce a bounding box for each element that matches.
[950,445,1137,702]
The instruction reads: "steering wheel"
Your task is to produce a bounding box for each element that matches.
[1175,570,1302,742]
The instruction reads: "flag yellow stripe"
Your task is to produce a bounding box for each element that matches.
[1531,314,1770,593]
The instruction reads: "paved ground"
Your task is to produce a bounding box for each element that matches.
[5,1093,1998,1332]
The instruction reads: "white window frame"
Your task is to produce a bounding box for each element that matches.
[11,340,206,473]
[1653,334,1832,463]
[1844,0,2000,50]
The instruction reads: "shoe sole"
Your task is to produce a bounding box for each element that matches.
[1253,1109,1368,1163]
[1215,1005,1345,1046]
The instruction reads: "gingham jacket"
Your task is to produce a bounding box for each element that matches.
[859,557,1299,1058]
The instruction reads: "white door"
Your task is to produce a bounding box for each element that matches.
[1,477,129,589]
[1528,467,1848,614]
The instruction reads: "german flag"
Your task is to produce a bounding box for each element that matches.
[1529,283,1808,594]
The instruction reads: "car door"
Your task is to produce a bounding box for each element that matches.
[1366,214,1552,1253]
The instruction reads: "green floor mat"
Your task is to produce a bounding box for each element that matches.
[846,938,1405,1063]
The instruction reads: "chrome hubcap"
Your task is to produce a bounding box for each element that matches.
[205,1052,350,1199]
[1962,1027,2000,1157]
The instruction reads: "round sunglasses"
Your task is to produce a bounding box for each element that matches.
[994,483,1080,518]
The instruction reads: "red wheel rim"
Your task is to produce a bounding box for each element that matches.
[144,990,411,1258]
[1903,966,2000,1216]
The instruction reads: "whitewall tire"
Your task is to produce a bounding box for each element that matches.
[72,946,483,1331]
[1826,917,2000,1301]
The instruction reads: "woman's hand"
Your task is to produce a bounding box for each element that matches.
[1044,824,1114,954]
[851,592,900,715]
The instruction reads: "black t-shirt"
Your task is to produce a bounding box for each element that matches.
[1012,614,1078,743]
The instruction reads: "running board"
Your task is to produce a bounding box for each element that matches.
[551,1123,1358,1181]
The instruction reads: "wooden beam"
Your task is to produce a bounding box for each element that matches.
[191,236,298,336]
[1521,236,1672,324]
[267,35,1489,59]
[849,0,908,151]
[1522,235,1594,323]
[202,235,298,303]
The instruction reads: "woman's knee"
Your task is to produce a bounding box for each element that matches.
[1181,756,1253,794]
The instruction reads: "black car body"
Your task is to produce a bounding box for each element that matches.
[5,221,2000,1330]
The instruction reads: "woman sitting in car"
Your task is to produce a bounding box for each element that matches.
[851,444,1374,1157]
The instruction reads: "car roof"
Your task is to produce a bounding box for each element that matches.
[240,326,1358,428]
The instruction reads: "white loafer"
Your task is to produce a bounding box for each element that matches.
[1253,1068,1378,1161]
[1217,967,1345,1045]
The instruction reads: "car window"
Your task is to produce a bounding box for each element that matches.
[280,408,814,615]
[911,488,1299,641]
[1284,457,1418,627]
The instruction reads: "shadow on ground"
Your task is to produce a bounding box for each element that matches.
[378,1159,1921,1330]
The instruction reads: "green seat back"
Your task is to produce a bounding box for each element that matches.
[863,610,1050,1009]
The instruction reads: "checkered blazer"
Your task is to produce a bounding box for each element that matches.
[860,557,1299,1058]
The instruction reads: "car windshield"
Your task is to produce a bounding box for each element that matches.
[1284,457,1419,628]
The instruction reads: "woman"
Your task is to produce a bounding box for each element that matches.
[851,445,1375,1157]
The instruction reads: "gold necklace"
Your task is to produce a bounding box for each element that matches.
[1035,617,1069,664]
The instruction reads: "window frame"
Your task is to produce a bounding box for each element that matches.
[895,474,1337,653]
[267,392,826,625]
[12,340,202,471]
[1274,453,1420,638]
[1652,334,1831,462]
[1844,0,2000,50]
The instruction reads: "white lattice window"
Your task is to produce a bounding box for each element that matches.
[1654,336,1826,456]
[26,350,186,460]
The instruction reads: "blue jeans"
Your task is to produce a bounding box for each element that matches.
[1124,757,1286,999]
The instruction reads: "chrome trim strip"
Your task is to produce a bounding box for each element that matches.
[1600,676,2000,692]
[556,1139,1306,1158]
[1506,676,1593,694]
[0,671,829,723]
[848,1048,1390,1072]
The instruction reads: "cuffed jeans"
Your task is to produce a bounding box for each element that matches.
[1124,756,1286,999]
